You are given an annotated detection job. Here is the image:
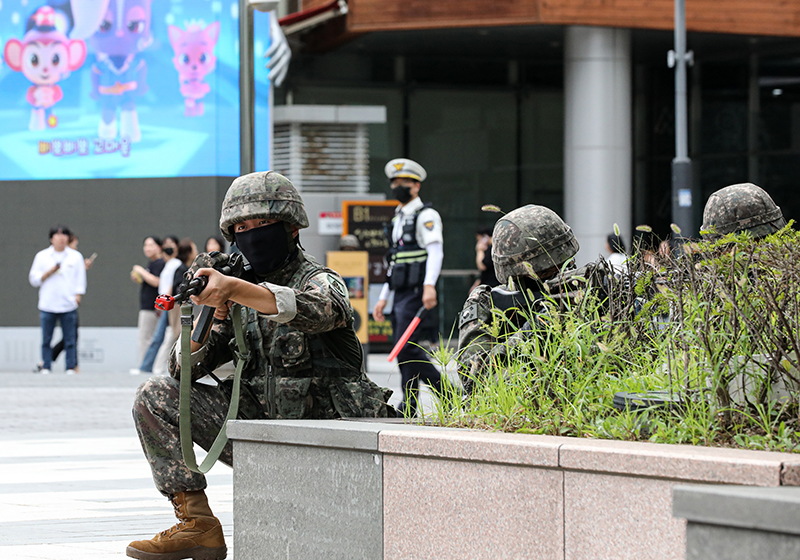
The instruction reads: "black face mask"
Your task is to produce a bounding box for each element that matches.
[163,247,175,256]
[393,185,413,203]
[235,222,294,275]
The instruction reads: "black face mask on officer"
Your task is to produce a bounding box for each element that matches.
[392,185,413,204]
[235,222,295,275]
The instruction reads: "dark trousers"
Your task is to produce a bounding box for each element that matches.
[390,287,442,415]
[52,314,79,362]
[40,309,78,370]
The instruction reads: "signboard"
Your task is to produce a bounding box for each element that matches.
[326,250,369,344]
[0,0,273,180]
[342,200,396,284]
[342,199,397,344]
[318,211,343,235]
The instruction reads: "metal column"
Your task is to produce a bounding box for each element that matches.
[669,0,695,237]
[239,0,278,175]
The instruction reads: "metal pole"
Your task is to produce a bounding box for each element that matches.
[671,0,694,238]
[239,0,255,175]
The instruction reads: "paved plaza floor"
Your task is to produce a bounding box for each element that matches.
[0,352,454,559]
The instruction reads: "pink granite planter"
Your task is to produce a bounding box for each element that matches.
[379,429,800,560]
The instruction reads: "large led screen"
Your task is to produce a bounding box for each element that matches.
[0,0,273,180]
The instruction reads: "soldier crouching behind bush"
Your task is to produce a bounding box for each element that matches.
[700,182,787,241]
[457,205,581,394]
[127,172,393,560]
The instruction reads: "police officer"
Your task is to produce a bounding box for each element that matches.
[457,205,580,393]
[701,183,787,240]
[128,172,392,560]
[373,158,444,416]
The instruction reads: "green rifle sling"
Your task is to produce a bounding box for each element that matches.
[179,302,248,474]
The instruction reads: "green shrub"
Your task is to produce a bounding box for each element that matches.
[432,224,800,452]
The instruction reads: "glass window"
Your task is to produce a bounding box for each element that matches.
[408,89,518,331]
[520,90,564,215]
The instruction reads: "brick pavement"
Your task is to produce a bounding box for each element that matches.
[0,354,453,559]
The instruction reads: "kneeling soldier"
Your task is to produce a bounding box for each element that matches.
[128,172,392,560]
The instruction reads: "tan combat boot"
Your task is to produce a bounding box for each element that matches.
[126,490,227,560]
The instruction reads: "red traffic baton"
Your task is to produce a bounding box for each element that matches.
[387,306,427,362]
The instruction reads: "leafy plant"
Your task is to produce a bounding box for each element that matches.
[429,224,800,452]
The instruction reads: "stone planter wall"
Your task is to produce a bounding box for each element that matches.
[227,420,800,560]
[674,484,800,560]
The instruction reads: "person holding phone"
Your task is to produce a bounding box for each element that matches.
[28,225,87,375]
[49,234,96,370]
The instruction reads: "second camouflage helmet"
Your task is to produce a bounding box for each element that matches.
[492,205,580,284]
[701,183,786,240]
[219,171,309,242]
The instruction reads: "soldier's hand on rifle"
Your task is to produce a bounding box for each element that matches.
[422,284,437,310]
[190,268,233,309]
[213,302,232,322]
[191,267,279,316]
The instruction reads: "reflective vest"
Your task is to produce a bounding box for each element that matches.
[386,203,431,291]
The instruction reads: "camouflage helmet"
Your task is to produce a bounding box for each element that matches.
[492,205,580,284]
[701,183,786,240]
[219,171,309,242]
[339,234,360,250]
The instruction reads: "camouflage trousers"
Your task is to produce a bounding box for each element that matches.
[133,375,266,496]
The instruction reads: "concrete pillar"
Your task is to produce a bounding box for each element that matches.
[564,26,632,265]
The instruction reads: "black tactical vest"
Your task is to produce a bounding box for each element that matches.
[490,281,547,331]
[253,255,375,418]
[385,203,431,291]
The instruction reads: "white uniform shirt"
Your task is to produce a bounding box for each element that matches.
[390,196,443,248]
[28,246,87,313]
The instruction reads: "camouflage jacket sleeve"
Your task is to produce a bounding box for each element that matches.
[457,284,495,393]
[168,318,235,381]
[261,271,352,334]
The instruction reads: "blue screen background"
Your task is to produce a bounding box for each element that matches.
[0,0,272,180]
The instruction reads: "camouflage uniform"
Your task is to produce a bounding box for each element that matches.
[457,205,580,393]
[133,172,391,496]
[458,280,548,394]
[701,183,786,240]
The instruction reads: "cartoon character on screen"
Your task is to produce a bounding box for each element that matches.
[88,0,153,142]
[3,6,87,130]
[168,20,220,117]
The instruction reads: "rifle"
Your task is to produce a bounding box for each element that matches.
[154,251,253,343]
[154,251,255,475]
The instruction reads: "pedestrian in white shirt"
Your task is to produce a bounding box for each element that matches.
[28,225,87,375]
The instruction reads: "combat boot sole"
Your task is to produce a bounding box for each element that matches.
[125,544,227,560]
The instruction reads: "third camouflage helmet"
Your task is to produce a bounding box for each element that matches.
[701,183,786,240]
[338,234,360,250]
[492,205,580,284]
[219,171,309,242]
